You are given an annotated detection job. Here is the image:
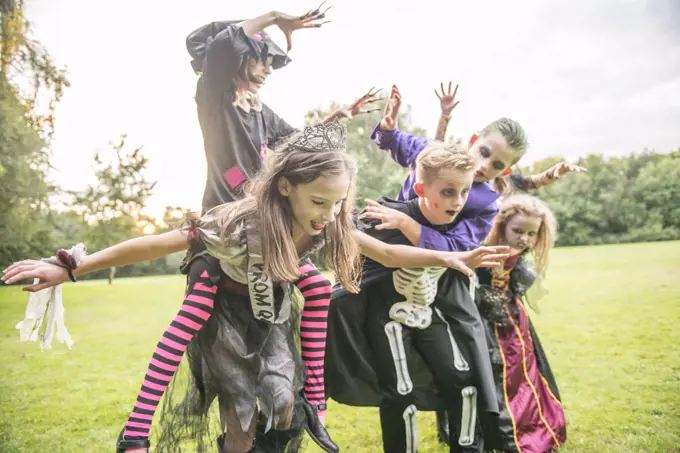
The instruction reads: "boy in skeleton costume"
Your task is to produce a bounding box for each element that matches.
[326,143,509,453]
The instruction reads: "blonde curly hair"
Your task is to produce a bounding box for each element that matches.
[485,194,557,275]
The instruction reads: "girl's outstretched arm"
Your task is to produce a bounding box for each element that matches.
[352,230,508,277]
[2,230,189,292]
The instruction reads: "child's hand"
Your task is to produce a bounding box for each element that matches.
[536,161,587,187]
[275,3,332,51]
[379,85,401,131]
[2,260,68,291]
[435,81,460,117]
[459,246,510,269]
[442,246,510,277]
[332,87,383,121]
[363,199,410,230]
[548,161,587,180]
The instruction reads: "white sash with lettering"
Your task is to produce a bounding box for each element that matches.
[245,221,291,324]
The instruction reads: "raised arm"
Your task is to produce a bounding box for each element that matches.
[370,86,429,168]
[195,6,329,94]
[2,230,189,291]
[186,14,284,72]
[433,81,460,142]
[434,114,452,143]
[322,87,383,124]
[199,14,278,95]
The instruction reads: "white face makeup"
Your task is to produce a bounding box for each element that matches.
[503,213,542,253]
[470,132,519,182]
[418,167,474,225]
[244,56,273,93]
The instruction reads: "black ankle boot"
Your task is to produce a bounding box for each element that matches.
[252,424,303,453]
[116,428,150,453]
[217,432,257,453]
[216,433,225,452]
[300,393,339,453]
[436,409,450,445]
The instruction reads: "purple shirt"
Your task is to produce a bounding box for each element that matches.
[371,125,501,252]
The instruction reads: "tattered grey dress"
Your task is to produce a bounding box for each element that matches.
[156,213,325,452]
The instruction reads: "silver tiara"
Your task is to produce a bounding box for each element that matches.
[290,119,347,152]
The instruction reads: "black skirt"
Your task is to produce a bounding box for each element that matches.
[155,254,305,453]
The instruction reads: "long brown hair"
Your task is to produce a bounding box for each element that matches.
[485,194,557,275]
[206,131,361,292]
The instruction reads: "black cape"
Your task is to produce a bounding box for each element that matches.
[325,198,500,414]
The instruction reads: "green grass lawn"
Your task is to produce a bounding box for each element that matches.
[1,241,679,453]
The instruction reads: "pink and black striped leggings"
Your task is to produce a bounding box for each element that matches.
[121,259,331,441]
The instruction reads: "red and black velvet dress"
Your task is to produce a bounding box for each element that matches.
[475,254,567,453]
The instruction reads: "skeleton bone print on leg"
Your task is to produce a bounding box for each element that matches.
[458,386,478,446]
[384,321,414,395]
[385,267,449,398]
[403,404,419,453]
[385,266,471,397]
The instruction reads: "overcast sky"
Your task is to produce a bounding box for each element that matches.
[24,0,680,218]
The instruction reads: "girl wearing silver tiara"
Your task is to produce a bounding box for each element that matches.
[3,123,508,453]
[184,5,380,450]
